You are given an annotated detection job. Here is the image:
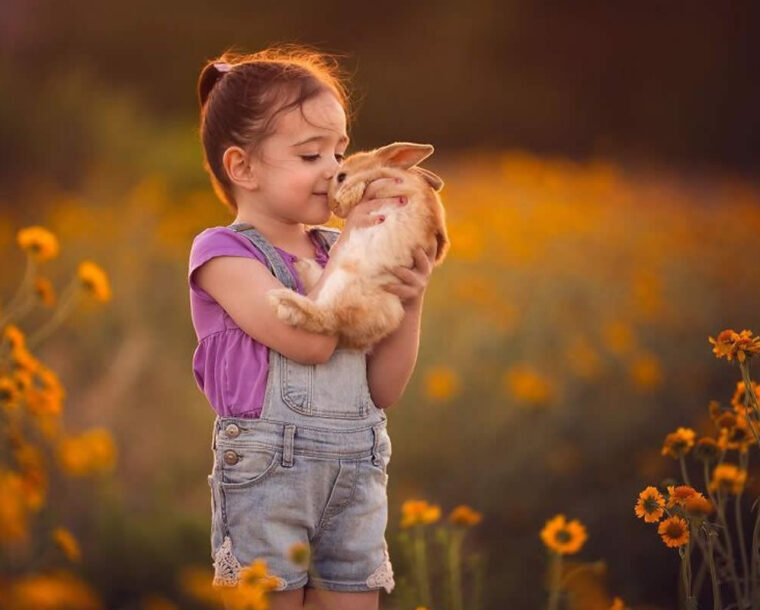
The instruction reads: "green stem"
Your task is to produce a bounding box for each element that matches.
[449,528,464,610]
[0,254,36,329]
[546,552,562,610]
[413,525,432,608]
[736,452,750,603]
[717,489,746,607]
[705,528,722,610]
[680,454,692,487]
[26,280,80,351]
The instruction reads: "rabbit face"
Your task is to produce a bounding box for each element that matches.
[327,142,443,218]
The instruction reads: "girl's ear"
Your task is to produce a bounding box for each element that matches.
[411,166,444,191]
[373,142,434,169]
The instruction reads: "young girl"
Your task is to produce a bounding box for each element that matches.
[188,46,436,610]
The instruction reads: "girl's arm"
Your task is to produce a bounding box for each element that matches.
[366,296,424,410]
[366,245,436,409]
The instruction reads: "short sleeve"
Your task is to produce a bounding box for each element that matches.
[188,227,267,301]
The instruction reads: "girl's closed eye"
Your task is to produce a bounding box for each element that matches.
[300,153,346,162]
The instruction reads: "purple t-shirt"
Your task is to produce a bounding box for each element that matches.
[188,225,331,418]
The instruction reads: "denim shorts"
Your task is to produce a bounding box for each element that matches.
[208,417,394,594]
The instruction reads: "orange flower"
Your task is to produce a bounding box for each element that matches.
[540,514,587,555]
[658,516,689,548]
[16,226,60,262]
[683,494,714,518]
[661,427,696,458]
[710,464,747,495]
[666,485,699,508]
[77,261,111,303]
[709,329,760,363]
[634,486,665,523]
[401,499,441,528]
[448,505,483,526]
[52,526,82,562]
[34,277,57,307]
[693,437,720,463]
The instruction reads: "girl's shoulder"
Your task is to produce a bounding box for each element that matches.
[188,226,268,290]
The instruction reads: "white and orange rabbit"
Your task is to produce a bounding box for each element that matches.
[266,142,449,352]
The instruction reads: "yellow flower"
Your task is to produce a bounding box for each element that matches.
[666,485,700,508]
[0,376,21,412]
[3,324,26,350]
[603,321,635,356]
[17,226,60,262]
[0,468,31,544]
[502,364,554,406]
[661,427,696,459]
[709,329,760,363]
[77,260,111,302]
[693,437,720,463]
[683,494,714,518]
[628,352,663,391]
[423,365,461,401]
[57,428,116,477]
[658,516,689,548]
[401,499,441,528]
[634,486,665,523]
[52,526,82,562]
[34,277,57,307]
[448,505,483,526]
[540,514,587,555]
[710,463,747,495]
[609,598,625,610]
[4,568,102,609]
[288,541,310,568]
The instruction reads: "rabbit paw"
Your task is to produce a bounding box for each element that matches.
[267,289,307,326]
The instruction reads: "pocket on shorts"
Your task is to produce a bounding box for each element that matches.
[218,445,280,490]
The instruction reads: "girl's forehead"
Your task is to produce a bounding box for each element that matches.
[277,94,347,141]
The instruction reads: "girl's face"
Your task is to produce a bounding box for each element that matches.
[250,90,349,225]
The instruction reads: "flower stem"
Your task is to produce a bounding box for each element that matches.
[26,279,79,351]
[0,254,35,329]
[705,528,722,610]
[680,454,692,487]
[546,552,562,610]
[413,525,432,608]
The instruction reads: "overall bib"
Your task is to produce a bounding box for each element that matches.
[207,223,395,595]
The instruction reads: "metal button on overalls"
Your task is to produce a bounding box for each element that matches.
[223,450,239,465]
[225,423,240,438]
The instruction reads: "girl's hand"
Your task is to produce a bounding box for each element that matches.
[343,177,406,231]
[382,244,436,310]
[333,178,406,254]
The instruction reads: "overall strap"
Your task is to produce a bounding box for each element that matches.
[311,226,341,253]
[226,223,298,291]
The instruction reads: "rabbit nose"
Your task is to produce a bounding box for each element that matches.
[336,172,347,183]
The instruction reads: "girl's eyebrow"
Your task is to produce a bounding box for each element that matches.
[291,134,349,147]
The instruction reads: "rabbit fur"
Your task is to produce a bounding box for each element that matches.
[266,141,449,352]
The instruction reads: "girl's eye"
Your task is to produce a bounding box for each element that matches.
[300,154,346,163]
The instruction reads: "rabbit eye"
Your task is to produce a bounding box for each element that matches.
[336,172,347,183]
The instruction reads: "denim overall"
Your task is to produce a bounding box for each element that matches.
[207,222,394,595]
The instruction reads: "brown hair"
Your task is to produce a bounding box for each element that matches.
[197,44,356,214]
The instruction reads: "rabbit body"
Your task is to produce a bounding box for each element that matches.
[267,142,449,352]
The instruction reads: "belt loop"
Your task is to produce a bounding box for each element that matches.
[211,417,218,452]
[371,423,382,467]
[282,424,296,468]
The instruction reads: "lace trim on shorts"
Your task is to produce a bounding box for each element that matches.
[212,535,289,590]
[366,540,395,593]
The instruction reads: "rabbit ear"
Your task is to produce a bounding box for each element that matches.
[411,166,444,191]
[374,142,434,169]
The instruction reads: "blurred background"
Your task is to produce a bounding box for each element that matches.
[1,1,760,608]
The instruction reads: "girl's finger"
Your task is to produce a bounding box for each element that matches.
[364,177,400,200]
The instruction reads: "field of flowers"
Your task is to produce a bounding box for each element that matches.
[1,147,760,609]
